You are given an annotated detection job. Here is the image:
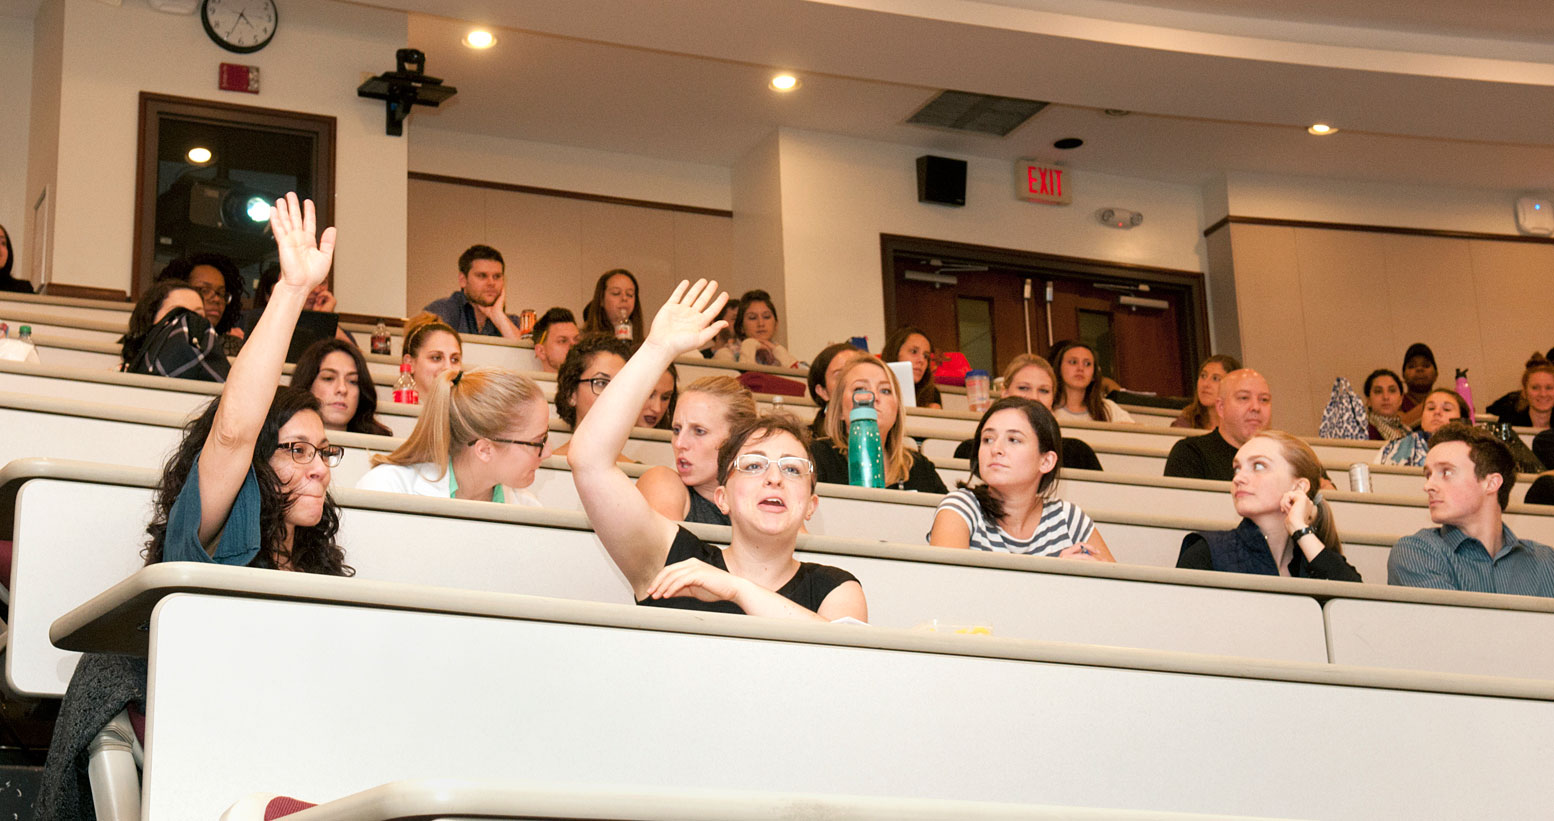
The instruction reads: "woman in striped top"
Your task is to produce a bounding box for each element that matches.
[927,396,1115,560]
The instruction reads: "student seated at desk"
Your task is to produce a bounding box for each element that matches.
[636,375,758,526]
[142,194,352,573]
[1375,388,1468,467]
[552,333,635,461]
[952,354,1102,471]
[930,397,1113,561]
[568,280,866,621]
[291,338,393,436]
[357,367,548,505]
[119,279,230,382]
[1177,431,1361,581]
[401,312,464,398]
[811,357,948,494]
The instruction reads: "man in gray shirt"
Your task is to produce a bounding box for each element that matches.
[1389,423,1554,597]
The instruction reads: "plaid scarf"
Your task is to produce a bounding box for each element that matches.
[128,308,230,382]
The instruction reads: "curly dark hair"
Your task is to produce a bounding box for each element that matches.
[554,333,634,428]
[290,338,393,436]
[142,387,352,575]
[120,280,203,370]
[962,396,1063,524]
[156,252,245,334]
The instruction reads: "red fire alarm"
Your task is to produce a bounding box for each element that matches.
[219,63,260,94]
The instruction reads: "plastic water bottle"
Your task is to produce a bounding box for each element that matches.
[371,320,392,355]
[613,308,633,341]
[847,387,884,489]
[17,325,31,344]
[0,323,8,340]
[965,368,991,413]
[392,361,419,404]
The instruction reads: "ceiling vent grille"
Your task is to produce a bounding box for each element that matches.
[905,90,1049,137]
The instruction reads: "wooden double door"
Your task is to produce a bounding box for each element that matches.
[883,236,1205,399]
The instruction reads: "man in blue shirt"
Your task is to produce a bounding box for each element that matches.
[421,244,524,338]
[1389,423,1554,597]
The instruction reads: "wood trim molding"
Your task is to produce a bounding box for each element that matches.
[39,283,131,302]
[1203,215,1554,244]
[408,172,734,219]
[336,311,403,327]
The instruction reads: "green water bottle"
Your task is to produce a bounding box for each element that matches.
[848,387,884,489]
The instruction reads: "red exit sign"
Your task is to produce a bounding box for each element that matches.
[1016,160,1071,204]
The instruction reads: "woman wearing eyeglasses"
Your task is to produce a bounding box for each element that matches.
[568,280,867,620]
[141,194,351,574]
[552,332,635,461]
[356,367,550,505]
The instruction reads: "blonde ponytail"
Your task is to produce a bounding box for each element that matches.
[370,367,545,473]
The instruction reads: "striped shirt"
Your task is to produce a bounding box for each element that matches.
[932,488,1095,557]
[1388,524,1554,598]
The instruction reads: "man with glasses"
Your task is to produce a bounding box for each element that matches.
[156,252,246,345]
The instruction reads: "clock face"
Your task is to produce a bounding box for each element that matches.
[202,0,278,54]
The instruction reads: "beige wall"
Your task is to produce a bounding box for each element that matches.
[1224,222,1554,436]
[405,178,736,330]
[39,0,408,314]
[769,128,1209,359]
[23,0,62,291]
[1,15,34,283]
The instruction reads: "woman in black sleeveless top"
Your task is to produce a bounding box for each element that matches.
[568,280,867,620]
[636,375,758,527]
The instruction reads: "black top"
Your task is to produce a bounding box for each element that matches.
[953,437,1102,472]
[0,275,34,294]
[636,527,858,615]
[1163,429,1240,481]
[810,438,948,494]
[1526,475,1554,507]
[685,488,730,526]
[1177,518,1363,582]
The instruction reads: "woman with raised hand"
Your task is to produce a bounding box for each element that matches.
[636,375,759,526]
[568,280,866,621]
[811,356,948,494]
[357,367,549,505]
[929,397,1113,560]
[290,337,393,436]
[142,193,350,573]
[1052,340,1134,424]
[1176,430,1361,580]
[1376,387,1468,467]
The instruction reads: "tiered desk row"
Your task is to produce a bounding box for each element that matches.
[4,292,1553,819]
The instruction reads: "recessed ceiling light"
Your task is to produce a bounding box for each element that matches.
[186,147,212,164]
[1053,137,1084,150]
[770,74,800,92]
[464,30,497,49]
[1307,123,1337,135]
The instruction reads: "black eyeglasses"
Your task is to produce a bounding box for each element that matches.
[732,453,814,481]
[275,442,344,467]
[484,433,548,454]
[193,283,230,303]
[586,376,612,395]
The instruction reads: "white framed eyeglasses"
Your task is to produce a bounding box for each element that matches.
[732,453,814,480]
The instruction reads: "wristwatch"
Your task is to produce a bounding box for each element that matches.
[1289,526,1315,542]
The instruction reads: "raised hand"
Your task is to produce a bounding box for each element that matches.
[646,279,729,356]
[269,192,336,293]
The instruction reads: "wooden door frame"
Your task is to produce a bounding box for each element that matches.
[880,233,1210,393]
[132,92,337,300]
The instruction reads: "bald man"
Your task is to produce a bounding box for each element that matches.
[1164,369,1272,481]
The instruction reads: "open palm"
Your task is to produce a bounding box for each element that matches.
[646,279,729,356]
[269,192,336,292]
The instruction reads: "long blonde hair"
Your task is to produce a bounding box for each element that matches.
[822,356,916,485]
[370,367,545,474]
[1248,430,1343,555]
[403,312,461,358]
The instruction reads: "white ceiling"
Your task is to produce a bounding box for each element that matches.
[398,4,1554,191]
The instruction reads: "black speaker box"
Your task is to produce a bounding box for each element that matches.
[916,155,967,207]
